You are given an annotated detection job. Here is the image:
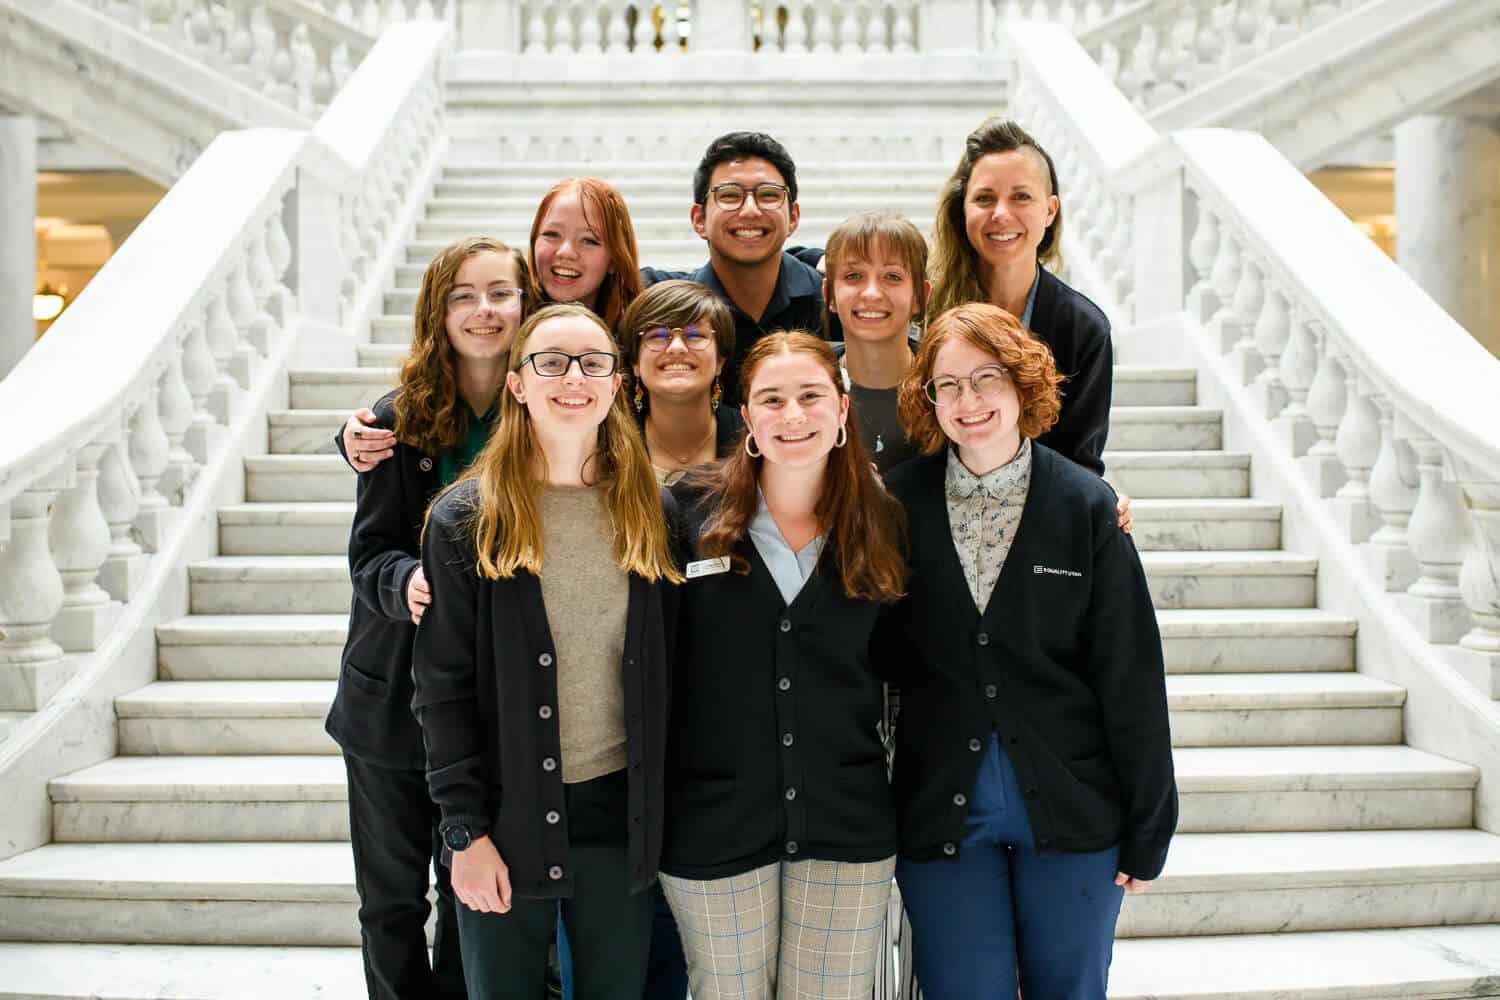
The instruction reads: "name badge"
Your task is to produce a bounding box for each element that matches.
[686,556,731,579]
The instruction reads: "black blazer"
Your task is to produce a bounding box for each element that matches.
[412,480,681,899]
[1030,267,1113,476]
[660,485,898,880]
[879,444,1176,880]
[325,390,439,770]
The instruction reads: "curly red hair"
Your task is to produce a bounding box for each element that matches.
[898,303,1063,456]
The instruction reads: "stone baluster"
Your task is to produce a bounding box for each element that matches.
[414,0,439,17]
[1092,187,1119,285]
[1274,305,1318,456]
[1108,193,1133,312]
[785,2,811,53]
[182,312,220,466]
[605,0,631,52]
[1251,282,1290,417]
[1401,436,1472,642]
[227,255,262,386]
[1300,322,1347,496]
[128,381,171,539]
[1188,5,1220,86]
[1205,227,1243,352]
[556,2,580,52]
[837,0,863,52]
[524,3,548,53]
[265,11,299,108]
[309,34,339,113]
[205,291,244,413]
[1229,0,1263,60]
[0,462,74,671]
[96,437,146,603]
[249,228,282,356]
[157,344,197,502]
[385,0,409,23]
[1454,470,1500,688]
[811,2,836,52]
[1150,21,1189,107]
[661,2,682,51]
[1267,0,1303,46]
[49,441,119,652]
[268,208,296,318]
[1186,198,1220,324]
[1331,366,1380,542]
[225,4,259,85]
[891,2,915,52]
[1225,255,1265,384]
[186,0,223,62]
[1116,28,1150,106]
[1363,398,1419,591]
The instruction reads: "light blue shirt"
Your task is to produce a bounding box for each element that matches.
[748,491,825,606]
[1021,269,1040,329]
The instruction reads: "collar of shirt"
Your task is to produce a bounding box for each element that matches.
[946,437,1032,501]
[693,252,822,328]
[747,488,826,606]
[1021,268,1040,329]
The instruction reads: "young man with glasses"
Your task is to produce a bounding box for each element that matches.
[641,132,825,407]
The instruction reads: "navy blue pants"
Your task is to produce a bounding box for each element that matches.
[558,882,687,999]
[896,734,1124,1000]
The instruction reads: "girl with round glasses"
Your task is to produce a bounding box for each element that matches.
[412,303,683,1000]
[326,235,532,1000]
[662,332,907,1000]
[618,280,745,485]
[931,118,1133,532]
[878,303,1176,1000]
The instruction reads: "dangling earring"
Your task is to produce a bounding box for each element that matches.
[744,434,762,458]
[633,381,645,413]
[710,376,722,412]
[834,424,848,448]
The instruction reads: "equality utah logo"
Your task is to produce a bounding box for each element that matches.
[1034,564,1083,578]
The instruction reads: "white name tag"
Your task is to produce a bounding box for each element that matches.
[686,556,732,579]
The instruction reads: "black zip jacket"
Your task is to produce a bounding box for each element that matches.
[325,390,438,769]
[877,443,1176,881]
[660,484,898,880]
[412,479,681,898]
[1030,267,1113,476]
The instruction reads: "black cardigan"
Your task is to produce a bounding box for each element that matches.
[1030,267,1113,476]
[878,444,1176,880]
[325,390,439,770]
[412,480,681,898]
[660,486,898,880]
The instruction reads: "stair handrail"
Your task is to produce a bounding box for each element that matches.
[0,19,449,857]
[1005,20,1500,827]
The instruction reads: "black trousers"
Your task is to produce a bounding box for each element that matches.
[344,752,466,1000]
[457,769,652,1000]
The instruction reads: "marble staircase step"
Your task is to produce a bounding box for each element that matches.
[405,238,706,271]
[1131,499,1280,552]
[1139,550,1317,609]
[1156,609,1355,673]
[116,681,337,756]
[0,711,27,741]
[1109,924,1500,999]
[423,192,941,217]
[156,614,343,680]
[188,556,350,615]
[0,842,359,946]
[1165,673,1403,746]
[288,368,396,410]
[51,756,348,842]
[357,341,409,366]
[371,315,414,344]
[413,215,918,244]
[1118,829,1500,938]
[244,455,353,503]
[219,502,354,555]
[1106,451,1249,499]
[266,410,346,456]
[0,942,365,999]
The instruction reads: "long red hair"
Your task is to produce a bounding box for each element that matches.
[693,332,906,602]
[529,178,643,332]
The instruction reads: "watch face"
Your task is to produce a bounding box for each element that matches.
[443,825,471,852]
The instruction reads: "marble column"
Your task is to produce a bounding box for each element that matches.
[0,115,37,380]
[1395,114,1500,357]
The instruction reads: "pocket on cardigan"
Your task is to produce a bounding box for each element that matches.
[341,661,390,698]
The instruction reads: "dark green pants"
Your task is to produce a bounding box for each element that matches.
[456,770,653,1000]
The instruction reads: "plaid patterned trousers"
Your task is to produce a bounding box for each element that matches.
[660,857,897,999]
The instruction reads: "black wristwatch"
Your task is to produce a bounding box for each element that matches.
[442,822,484,853]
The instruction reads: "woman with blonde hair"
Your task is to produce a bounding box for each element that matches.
[879,303,1175,999]
[412,302,682,1000]
[662,331,907,1000]
[326,235,532,1000]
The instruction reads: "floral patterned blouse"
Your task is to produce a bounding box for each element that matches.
[945,438,1033,613]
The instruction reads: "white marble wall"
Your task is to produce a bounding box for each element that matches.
[1395,114,1500,358]
[0,115,35,380]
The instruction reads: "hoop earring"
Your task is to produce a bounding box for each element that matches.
[633,381,645,413]
[744,434,762,458]
[834,425,848,448]
[710,376,722,412]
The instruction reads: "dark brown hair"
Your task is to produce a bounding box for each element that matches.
[822,212,929,338]
[898,303,1063,456]
[693,331,906,602]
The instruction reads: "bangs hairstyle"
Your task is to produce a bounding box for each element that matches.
[617,278,736,376]
[929,118,1063,319]
[821,212,929,338]
[898,303,1063,457]
[395,236,533,455]
[449,303,681,584]
[529,178,645,332]
[692,331,906,603]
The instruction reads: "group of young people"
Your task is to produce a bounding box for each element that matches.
[324,120,1177,1000]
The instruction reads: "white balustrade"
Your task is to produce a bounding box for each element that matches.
[519,2,692,54]
[1404,436,1471,642]
[755,2,922,54]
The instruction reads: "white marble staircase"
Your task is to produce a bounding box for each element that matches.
[5,157,1500,999]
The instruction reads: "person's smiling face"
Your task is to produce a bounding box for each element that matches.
[443,251,524,366]
[632,317,723,405]
[507,314,621,433]
[533,189,612,309]
[929,336,1021,471]
[963,150,1058,275]
[829,240,922,346]
[741,350,848,469]
[692,156,800,270]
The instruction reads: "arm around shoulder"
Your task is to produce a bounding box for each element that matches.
[348,423,422,623]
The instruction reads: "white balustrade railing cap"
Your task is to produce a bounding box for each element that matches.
[315,20,450,176]
[1003,22,1155,176]
[1175,128,1500,474]
[0,129,309,505]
